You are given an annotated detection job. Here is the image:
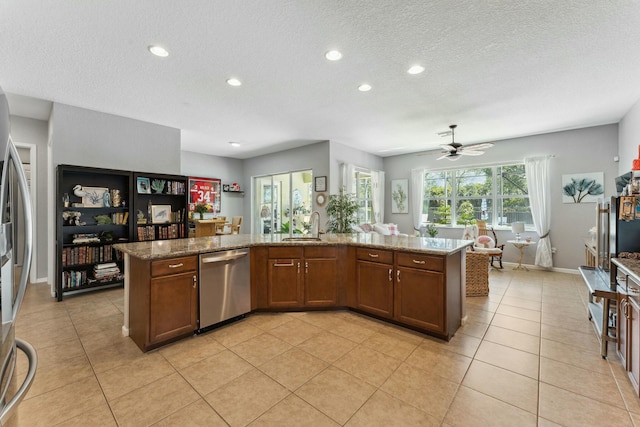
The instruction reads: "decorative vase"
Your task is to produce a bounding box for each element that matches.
[111,189,121,207]
[199,212,204,220]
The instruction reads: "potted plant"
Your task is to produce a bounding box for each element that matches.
[426,223,438,237]
[194,203,210,220]
[326,187,359,233]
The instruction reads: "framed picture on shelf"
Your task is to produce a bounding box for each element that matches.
[137,177,151,194]
[151,205,171,224]
[81,186,109,208]
[314,176,327,192]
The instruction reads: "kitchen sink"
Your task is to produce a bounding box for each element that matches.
[282,237,322,241]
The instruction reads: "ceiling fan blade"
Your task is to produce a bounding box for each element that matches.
[462,142,495,151]
[436,153,452,160]
[440,144,456,152]
[459,150,485,156]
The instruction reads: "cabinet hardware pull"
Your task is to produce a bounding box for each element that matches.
[168,263,184,268]
[193,275,197,288]
[273,261,294,267]
[297,262,301,273]
[305,261,308,274]
[631,287,640,294]
[368,253,379,258]
[397,270,400,282]
[412,259,426,264]
[389,268,392,281]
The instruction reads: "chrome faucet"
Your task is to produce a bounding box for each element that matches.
[310,211,320,238]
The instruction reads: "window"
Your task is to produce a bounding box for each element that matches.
[424,163,531,228]
[354,170,372,223]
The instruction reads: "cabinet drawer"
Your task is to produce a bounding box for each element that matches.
[269,247,304,258]
[305,246,336,258]
[356,248,393,264]
[397,252,444,272]
[151,256,197,277]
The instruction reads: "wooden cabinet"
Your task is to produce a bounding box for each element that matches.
[267,247,303,308]
[355,248,394,318]
[258,246,340,309]
[56,165,133,301]
[129,255,198,351]
[395,252,445,333]
[615,263,640,395]
[304,246,338,307]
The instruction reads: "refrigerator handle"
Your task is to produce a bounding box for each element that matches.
[7,140,33,322]
[0,338,37,426]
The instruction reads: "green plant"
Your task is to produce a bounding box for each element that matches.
[425,223,438,237]
[326,187,359,233]
[194,203,210,219]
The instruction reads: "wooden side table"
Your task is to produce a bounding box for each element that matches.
[507,240,536,270]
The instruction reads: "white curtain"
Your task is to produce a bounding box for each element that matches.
[371,170,385,223]
[340,163,355,194]
[411,168,425,234]
[525,156,553,267]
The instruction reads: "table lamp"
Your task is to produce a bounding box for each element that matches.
[512,222,525,241]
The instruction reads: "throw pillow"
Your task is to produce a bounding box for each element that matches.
[360,223,373,233]
[387,223,399,236]
[373,223,391,235]
[475,235,496,249]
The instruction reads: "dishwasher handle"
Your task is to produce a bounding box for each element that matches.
[201,251,248,264]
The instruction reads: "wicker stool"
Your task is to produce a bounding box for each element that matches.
[466,251,490,297]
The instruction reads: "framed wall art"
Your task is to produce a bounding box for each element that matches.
[391,179,408,213]
[562,172,604,203]
[188,176,221,213]
[314,176,326,192]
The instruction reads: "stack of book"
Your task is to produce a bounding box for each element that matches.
[91,262,123,283]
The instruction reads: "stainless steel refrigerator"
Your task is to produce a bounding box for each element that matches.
[0,86,37,426]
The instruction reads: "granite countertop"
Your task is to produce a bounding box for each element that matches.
[114,233,474,260]
[612,258,640,282]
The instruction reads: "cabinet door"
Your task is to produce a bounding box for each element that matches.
[618,293,629,368]
[149,271,197,345]
[629,297,640,393]
[305,258,337,306]
[268,258,302,307]
[356,260,393,318]
[395,266,444,333]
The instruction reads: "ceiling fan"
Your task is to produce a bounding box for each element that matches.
[437,124,494,161]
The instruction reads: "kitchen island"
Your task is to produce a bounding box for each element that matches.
[114,234,473,351]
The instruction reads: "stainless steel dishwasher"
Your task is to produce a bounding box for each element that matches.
[198,248,251,333]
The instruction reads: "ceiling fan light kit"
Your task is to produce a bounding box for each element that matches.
[437,124,494,161]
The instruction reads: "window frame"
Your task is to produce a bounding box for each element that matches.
[423,162,531,229]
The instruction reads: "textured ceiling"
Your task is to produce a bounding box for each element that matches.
[1,1,640,159]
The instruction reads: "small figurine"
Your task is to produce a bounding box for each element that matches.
[103,191,111,207]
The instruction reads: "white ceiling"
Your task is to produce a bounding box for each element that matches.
[2,1,640,159]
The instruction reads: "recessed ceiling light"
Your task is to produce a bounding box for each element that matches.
[148,45,169,57]
[229,142,241,147]
[226,78,242,87]
[407,65,425,75]
[358,84,372,92]
[325,50,342,61]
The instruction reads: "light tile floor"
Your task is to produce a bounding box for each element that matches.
[11,269,640,426]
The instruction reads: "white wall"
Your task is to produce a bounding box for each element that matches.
[50,103,181,173]
[619,98,640,175]
[383,124,619,270]
[181,151,245,226]
[328,141,384,193]
[10,115,49,281]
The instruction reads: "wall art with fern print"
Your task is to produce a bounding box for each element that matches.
[562,172,604,203]
[391,179,409,213]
